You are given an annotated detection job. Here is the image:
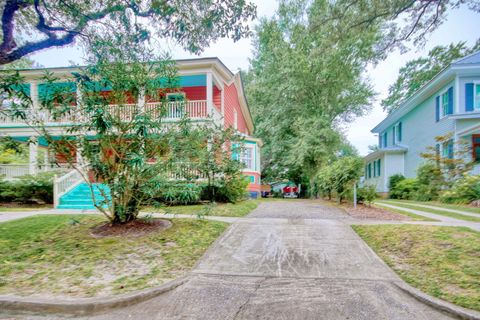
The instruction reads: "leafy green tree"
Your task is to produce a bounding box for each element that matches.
[382,41,480,112]
[0,0,256,65]
[316,156,363,203]
[245,0,376,193]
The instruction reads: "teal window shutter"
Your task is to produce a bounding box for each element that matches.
[383,132,387,148]
[448,140,454,159]
[373,161,376,177]
[435,96,440,121]
[466,83,474,112]
[447,87,454,114]
[392,127,396,145]
[377,159,381,176]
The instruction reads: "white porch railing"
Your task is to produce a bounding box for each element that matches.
[0,164,30,179]
[0,163,70,179]
[0,100,220,125]
[53,164,88,208]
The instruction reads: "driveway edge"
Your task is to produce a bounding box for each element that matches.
[393,281,480,320]
[0,276,188,316]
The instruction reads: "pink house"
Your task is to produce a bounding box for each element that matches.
[0,57,262,206]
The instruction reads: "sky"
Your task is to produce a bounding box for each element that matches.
[30,1,480,156]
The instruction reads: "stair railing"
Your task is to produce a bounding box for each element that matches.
[53,164,88,208]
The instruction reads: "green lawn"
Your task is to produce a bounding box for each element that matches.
[389,200,480,215]
[0,205,53,212]
[145,199,259,217]
[353,225,480,311]
[373,203,438,221]
[0,214,227,297]
[377,200,480,222]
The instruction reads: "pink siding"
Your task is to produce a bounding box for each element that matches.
[224,83,249,135]
[213,86,221,112]
[244,171,261,192]
[183,86,206,100]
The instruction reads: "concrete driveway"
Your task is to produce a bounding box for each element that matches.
[82,200,453,320]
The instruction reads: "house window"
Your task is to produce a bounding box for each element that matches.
[241,146,254,170]
[393,122,402,144]
[382,132,388,148]
[367,163,372,179]
[475,84,480,110]
[437,87,453,119]
[373,161,377,177]
[442,140,454,159]
[376,159,381,176]
[473,134,480,162]
[166,92,185,102]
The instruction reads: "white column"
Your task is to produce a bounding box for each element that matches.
[76,146,83,165]
[43,148,49,172]
[76,84,83,122]
[138,87,146,113]
[29,137,38,175]
[206,72,213,116]
[30,81,39,109]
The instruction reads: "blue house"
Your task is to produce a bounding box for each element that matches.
[364,51,480,194]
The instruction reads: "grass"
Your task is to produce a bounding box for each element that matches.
[373,203,438,221]
[377,200,480,222]
[0,205,53,212]
[0,214,227,297]
[389,199,480,215]
[353,224,480,311]
[144,199,259,217]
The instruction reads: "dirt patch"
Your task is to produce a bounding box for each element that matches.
[90,219,172,238]
[343,204,410,220]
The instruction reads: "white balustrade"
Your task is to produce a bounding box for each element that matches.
[0,100,212,124]
[0,164,30,179]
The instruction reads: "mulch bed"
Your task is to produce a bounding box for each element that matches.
[342,203,410,221]
[90,218,172,238]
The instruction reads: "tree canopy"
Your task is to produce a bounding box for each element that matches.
[382,40,480,113]
[0,0,257,65]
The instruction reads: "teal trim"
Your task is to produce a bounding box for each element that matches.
[38,82,76,100]
[150,75,206,89]
[11,83,30,96]
[249,175,255,183]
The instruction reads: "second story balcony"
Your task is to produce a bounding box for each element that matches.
[0,100,222,127]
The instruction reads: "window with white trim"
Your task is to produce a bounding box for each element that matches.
[240,145,254,170]
[475,83,480,110]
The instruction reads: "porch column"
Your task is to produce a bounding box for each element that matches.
[206,72,213,116]
[138,87,146,113]
[43,148,49,172]
[30,81,39,110]
[29,137,38,175]
[76,84,83,122]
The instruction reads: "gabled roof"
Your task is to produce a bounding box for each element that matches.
[371,50,480,134]
[452,50,480,65]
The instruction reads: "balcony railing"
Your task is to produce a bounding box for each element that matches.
[0,100,221,125]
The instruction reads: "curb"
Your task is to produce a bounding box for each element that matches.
[0,276,188,316]
[393,281,480,320]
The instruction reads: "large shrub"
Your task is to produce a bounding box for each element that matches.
[388,174,405,195]
[316,156,363,203]
[389,178,419,200]
[415,163,443,201]
[160,183,202,205]
[201,174,249,203]
[356,185,377,205]
[0,172,55,204]
[440,175,480,204]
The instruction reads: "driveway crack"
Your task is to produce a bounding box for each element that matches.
[232,277,267,320]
